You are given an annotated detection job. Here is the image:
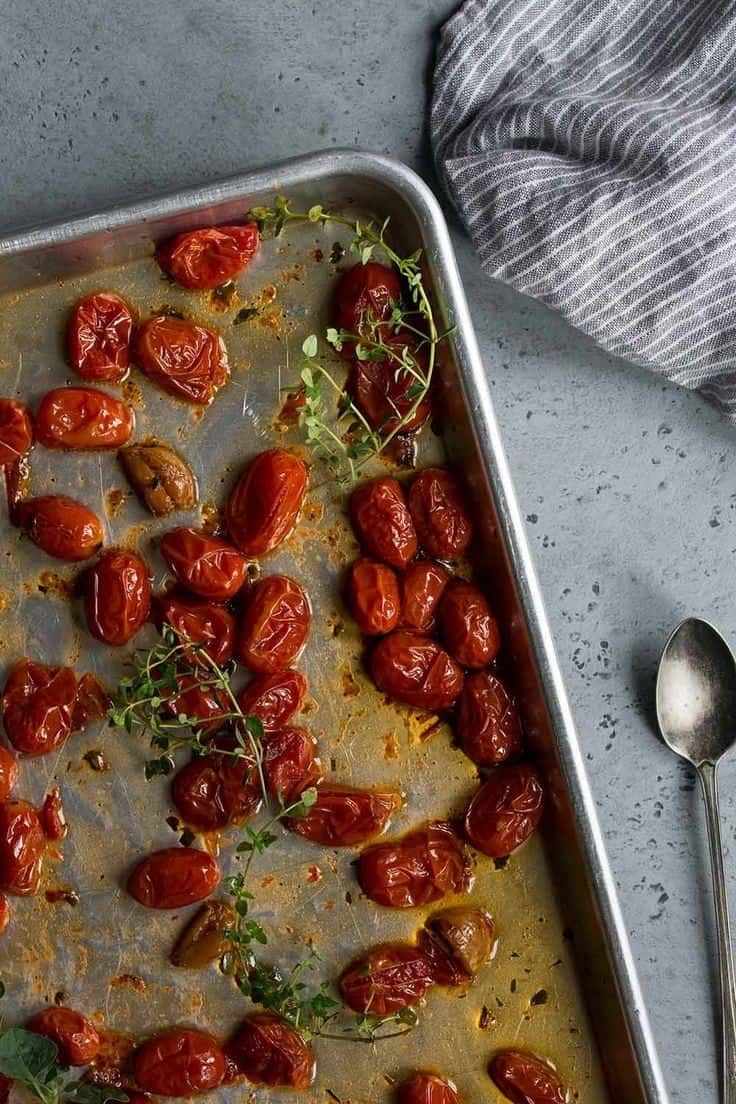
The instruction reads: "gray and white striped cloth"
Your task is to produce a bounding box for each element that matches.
[431,0,736,419]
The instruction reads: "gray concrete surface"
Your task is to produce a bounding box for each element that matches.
[1,2,733,1099]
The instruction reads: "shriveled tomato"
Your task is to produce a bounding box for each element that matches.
[287,785,400,847]
[350,477,417,570]
[333,262,402,358]
[358,822,472,909]
[15,496,103,561]
[226,1013,314,1089]
[134,1029,226,1096]
[0,747,18,801]
[72,673,110,730]
[156,224,259,290]
[164,675,230,735]
[0,894,9,936]
[156,594,235,664]
[128,846,220,908]
[39,788,66,841]
[489,1051,569,1104]
[439,582,501,669]
[238,575,310,674]
[237,669,307,732]
[135,315,229,405]
[347,350,431,435]
[399,1072,463,1104]
[399,560,450,634]
[456,671,522,766]
[340,945,434,1015]
[347,557,400,635]
[27,1007,100,1066]
[262,727,321,804]
[371,632,463,712]
[172,753,261,831]
[465,764,544,858]
[408,469,473,560]
[226,448,308,556]
[160,527,248,600]
[0,800,45,895]
[2,658,77,756]
[36,388,134,450]
[86,550,151,646]
[68,292,134,383]
[0,399,33,466]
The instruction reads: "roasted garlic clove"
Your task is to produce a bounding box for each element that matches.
[170,899,234,968]
[424,906,495,978]
[119,438,198,516]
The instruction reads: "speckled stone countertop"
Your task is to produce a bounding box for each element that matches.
[2,3,733,1100]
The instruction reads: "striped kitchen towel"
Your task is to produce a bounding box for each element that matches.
[431,0,736,418]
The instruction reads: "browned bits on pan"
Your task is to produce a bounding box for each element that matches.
[170,899,235,969]
[118,438,198,516]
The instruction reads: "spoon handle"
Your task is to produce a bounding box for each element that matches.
[699,760,736,1103]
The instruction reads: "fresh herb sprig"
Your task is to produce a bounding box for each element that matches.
[0,1029,127,1104]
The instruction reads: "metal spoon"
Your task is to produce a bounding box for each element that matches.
[656,617,736,1103]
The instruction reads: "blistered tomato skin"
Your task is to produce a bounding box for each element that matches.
[287,785,400,847]
[238,575,310,675]
[134,1029,226,1096]
[72,673,110,730]
[36,388,134,450]
[128,847,220,909]
[86,550,151,646]
[237,670,307,732]
[489,1051,569,1104]
[27,1007,101,1066]
[164,676,230,736]
[161,528,248,600]
[348,353,431,435]
[409,469,473,560]
[399,1072,463,1104]
[172,754,262,831]
[135,315,229,405]
[456,671,522,766]
[262,728,321,805]
[156,595,235,664]
[0,399,33,466]
[340,945,434,1015]
[226,449,308,557]
[371,632,464,712]
[439,582,501,669]
[465,764,544,858]
[0,748,18,801]
[333,261,402,359]
[226,1013,315,1089]
[2,658,77,756]
[358,822,472,909]
[15,496,104,561]
[68,292,133,383]
[351,477,418,570]
[347,557,401,635]
[0,800,45,895]
[399,561,450,634]
[156,224,260,290]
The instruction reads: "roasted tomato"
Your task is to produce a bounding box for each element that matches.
[340,945,434,1015]
[456,671,522,766]
[419,906,495,985]
[119,439,198,516]
[0,895,9,936]
[134,1029,226,1096]
[371,632,463,712]
[286,785,400,847]
[86,550,151,646]
[238,575,310,674]
[226,448,308,556]
[358,822,472,909]
[36,388,134,450]
[164,676,230,735]
[72,672,110,730]
[399,1072,462,1104]
[347,351,431,435]
[237,669,307,732]
[0,399,33,466]
[347,557,401,636]
[160,527,248,600]
[489,1051,569,1104]
[439,582,501,669]
[408,469,473,560]
[135,315,229,405]
[15,496,103,561]
[226,1013,314,1089]
[0,800,45,895]
[399,560,450,634]
[350,477,417,570]
[2,658,77,756]
[156,594,235,664]
[156,224,259,290]
[262,727,321,805]
[333,261,402,358]
[465,764,544,858]
[68,292,133,383]
[39,788,66,841]
[171,899,235,969]
[27,1007,100,1066]
[128,847,220,909]
[172,753,262,831]
[0,747,18,801]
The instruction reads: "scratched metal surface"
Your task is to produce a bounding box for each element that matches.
[0,201,611,1102]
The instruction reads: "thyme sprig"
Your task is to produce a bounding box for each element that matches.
[0,1029,127,1104]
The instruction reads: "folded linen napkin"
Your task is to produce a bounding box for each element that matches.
[431,0,736,418]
